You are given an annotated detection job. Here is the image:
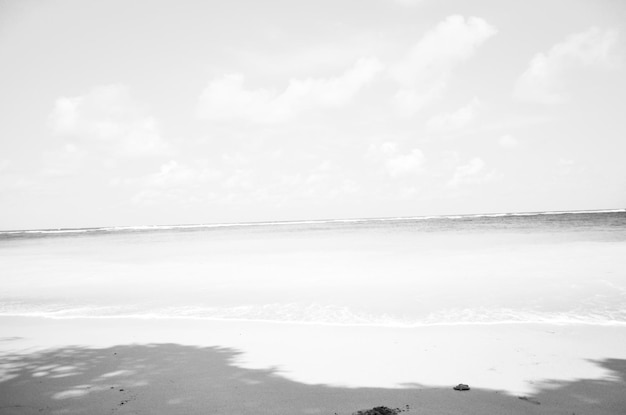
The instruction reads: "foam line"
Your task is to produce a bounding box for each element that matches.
[2,209,624,235]
[2,303,625,328]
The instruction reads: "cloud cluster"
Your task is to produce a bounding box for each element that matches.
[197,15,496,122]
[120,160,220,206]
[385,149,425,178]
[368,142,425,178]
[390,15,496,115]
[50,85,170,157]
[426,98,481,133]
[46,14,605,212]
[197,58,383,123]
[514,27,619,104]
[448,157,491,187]
[109,151,358,209]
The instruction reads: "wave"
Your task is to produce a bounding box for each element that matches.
[507,209,626,217]
[2,302,625,327]
[0,228,99,235]
[2,208,624,236]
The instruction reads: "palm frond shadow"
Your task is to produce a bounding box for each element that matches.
[1,344,625,414]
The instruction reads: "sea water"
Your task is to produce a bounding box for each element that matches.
[1,210,626,327]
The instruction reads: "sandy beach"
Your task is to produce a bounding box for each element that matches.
[2,316,626,414]
[2,0,626,412]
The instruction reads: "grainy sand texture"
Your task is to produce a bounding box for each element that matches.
[2,317,626,414]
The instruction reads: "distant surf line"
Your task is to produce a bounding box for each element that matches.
[1,208,624,236]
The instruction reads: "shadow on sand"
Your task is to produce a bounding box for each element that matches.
[1,344,625,414]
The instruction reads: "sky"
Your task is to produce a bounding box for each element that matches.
[1,0,625,230]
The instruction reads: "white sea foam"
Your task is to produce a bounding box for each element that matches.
[3,209,624,331]
[1,229,96,235]
[2,302,625,327]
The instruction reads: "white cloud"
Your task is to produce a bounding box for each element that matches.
[514,27,619,104]
[146,160,205,188]
[390,16,497,87]
[197,58,384,123]
[448,157,489,187]
[113,160,220,190]
[426,98,481,133]
[366,141,393,161]
[499,134,519,148]
[51,97,81,133]
[386,149,425,177]
[390,15,496,115]
[118,150,340,208]
[379,141,398,156]
[50,85,170,157]
[110,159,222,206]
[368,142,425,178]
[117,152,338,208]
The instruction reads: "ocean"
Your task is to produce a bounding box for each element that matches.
[1,209,625,327]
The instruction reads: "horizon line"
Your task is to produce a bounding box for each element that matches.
[1,207,624,234]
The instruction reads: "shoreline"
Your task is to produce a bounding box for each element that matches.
[3,313,626,328]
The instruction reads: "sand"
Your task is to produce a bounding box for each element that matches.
[1,316,626,414]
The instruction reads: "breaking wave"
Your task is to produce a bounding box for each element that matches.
[2,302,625,327]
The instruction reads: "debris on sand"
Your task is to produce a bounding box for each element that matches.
[453,383,470,391]
[352,406,406,415]
[518,396,541,405]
